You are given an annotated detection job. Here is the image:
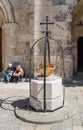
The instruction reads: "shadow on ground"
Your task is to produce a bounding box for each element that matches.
[0,96,32,111]
[11,98,33,111]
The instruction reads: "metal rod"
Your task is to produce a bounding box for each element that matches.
[47,39,50,63]
[46,16,48,37]
[29,49,32,96]
[43,16,49,112]
[40,16,54,112]
[43,37,47,112]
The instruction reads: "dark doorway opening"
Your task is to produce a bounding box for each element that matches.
[77,37,83,72]
[0,28,2,72]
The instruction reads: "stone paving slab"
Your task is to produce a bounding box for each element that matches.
[0,82,83,130]
[73,126,83,130]
[0,82,29,89]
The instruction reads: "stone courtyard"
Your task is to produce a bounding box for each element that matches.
[0,0,83,129]
[0,80,83,130]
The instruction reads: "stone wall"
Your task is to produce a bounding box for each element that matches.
[72,0,83,74]
[0,0,34,76]
[34,0,78,82]
[0,0,81,81]
[9,0,34,74]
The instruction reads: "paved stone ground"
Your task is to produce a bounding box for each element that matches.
[0,81,83,130]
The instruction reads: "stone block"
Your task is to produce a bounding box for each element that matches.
[30,76,64,111]
[30,94,63,111]
[65,0,76,5]
[52,5,68,22]
[30,96,43,110]
[51,22,71,39]
[30,77,63,99]
[51,0,66,5]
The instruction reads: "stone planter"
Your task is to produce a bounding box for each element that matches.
[37,67,55,76]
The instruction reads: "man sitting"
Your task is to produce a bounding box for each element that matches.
[4,63,15,82]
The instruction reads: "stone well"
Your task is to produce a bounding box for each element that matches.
[29,75,64,111]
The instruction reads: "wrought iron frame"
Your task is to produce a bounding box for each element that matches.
[29,16,64,112]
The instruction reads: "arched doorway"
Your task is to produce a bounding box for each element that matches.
[72,0,83,74]
[77,37,83,72]
[0,27,2,71]
[0,0,17,71]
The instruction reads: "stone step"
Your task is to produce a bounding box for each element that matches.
[72,80,83,84]
[73,73,83,85]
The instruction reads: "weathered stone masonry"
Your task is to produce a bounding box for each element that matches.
[34,0,79,82]
[0,0,34,75]
[0,0,82,82]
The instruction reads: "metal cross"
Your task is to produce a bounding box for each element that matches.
[40,16,54,112]
[40,16,54,37]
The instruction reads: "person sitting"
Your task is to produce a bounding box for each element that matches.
[12,65,25,82]
[4,63,15,82]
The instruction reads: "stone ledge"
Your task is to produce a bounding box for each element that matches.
[2,23,18,28]
[14,99,77,124]
[0,95,77,124]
